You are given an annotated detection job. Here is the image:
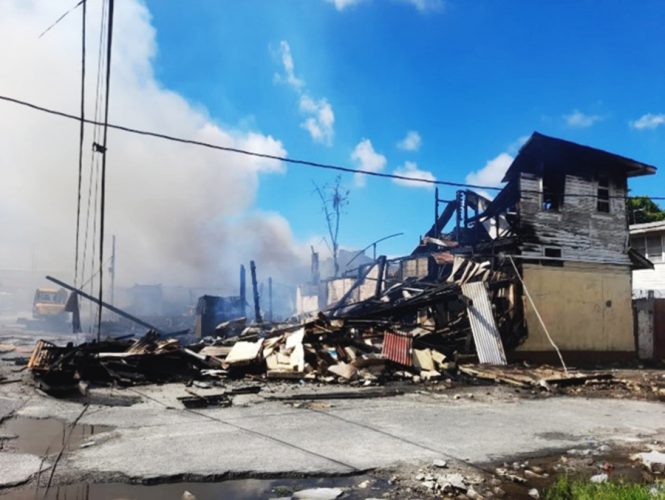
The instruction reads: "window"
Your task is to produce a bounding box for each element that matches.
[541,169,564,211]
[542,247,563,267]
[646,234,663,262]
[597,177,610,213]
[631,236,646,255]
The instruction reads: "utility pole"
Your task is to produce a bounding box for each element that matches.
[109,235,116,306]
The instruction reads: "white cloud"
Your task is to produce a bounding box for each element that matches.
[630,113,665,130]
[563,109,602,128]
[273,40,304,90]
[273,40,335,146]
[351,139,387,187]
[326,0,365,10]
[507,135,530,154]
[392,161,435,189]
[300,95,335,146]
[397,130,422,151]
[327,0,443,12]
[401,0,445,12]
[465,152,514,188]
[0,0,311,290]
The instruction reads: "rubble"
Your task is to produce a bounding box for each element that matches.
[632,450,665,473]
[458,364,613,390]
[27,255,531,395]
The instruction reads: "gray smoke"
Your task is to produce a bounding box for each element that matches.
[0,0,311,294]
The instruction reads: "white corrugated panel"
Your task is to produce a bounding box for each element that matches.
[461,282,507,365]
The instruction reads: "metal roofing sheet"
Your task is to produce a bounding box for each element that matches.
[461,282,507,365]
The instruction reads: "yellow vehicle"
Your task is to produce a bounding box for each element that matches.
[33,287,69,322]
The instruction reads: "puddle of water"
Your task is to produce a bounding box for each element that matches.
[4,475,388,500]
[0,416,113,456]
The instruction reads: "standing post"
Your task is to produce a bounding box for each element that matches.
[268,277,273,323]
[239,264,246,318]
[434,187,439,236]
[109,235,116,306]
[250,260,262,323]
[311,247,320,285]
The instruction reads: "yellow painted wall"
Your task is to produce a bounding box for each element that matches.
[517,263,634,352]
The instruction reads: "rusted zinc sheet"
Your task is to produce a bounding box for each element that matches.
[461,282,507,365]
[381,331,413,366]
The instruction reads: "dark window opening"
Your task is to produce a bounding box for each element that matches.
[597,177,610,213]
[542,247,563,267]
[541,169,565,211]
[646,234,663,262]
[631,236,646,255]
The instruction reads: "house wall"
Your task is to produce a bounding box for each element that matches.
[633,263,665,296]
[631,229,665,295]
[518,172,630,265]
[516,262,634,353]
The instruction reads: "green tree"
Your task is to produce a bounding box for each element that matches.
[627,196,665,224]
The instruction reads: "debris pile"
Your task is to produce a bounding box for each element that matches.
[26,255,530,394]
[27,332,204,394]
[457,364,614,391]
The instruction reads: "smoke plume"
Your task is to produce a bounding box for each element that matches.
[0,0,309,293]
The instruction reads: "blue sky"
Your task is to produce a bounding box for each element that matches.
[145,0,665,257]
[3,0,664,285]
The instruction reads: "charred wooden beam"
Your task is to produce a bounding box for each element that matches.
[249,260,262,323]
[46,275,162,333]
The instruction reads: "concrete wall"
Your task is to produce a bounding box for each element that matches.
[517,262,634,353]
[295,286,319,315]
[634,296,655,359]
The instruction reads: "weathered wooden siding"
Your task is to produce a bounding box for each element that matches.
[518,172,630,265]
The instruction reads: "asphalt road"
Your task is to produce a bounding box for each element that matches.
[2,382,664,487]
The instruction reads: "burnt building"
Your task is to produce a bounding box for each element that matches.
[424,132,657,361]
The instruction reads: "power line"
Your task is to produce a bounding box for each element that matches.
[0,94,500,191]
[38,0,85,39]
[0,93,663,200]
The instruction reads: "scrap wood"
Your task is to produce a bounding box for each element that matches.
[459,364,613,389]
[179,391,232,409]
[0,343,16,354]
[225,339,264,366]
[265,388,404,401]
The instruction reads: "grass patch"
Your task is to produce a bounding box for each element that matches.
[545,476,664,500]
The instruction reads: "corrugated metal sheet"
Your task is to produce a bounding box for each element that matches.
[382,331,413,366]
[461,282,507,365]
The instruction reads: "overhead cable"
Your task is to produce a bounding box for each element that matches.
[0,93,662,200]
[38,0,85,39]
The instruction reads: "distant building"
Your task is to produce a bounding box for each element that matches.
[631,220,665,298]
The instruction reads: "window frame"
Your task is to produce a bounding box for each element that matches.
[646,233,664,263]
[597,177,610,213]
[632,233,664,263]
